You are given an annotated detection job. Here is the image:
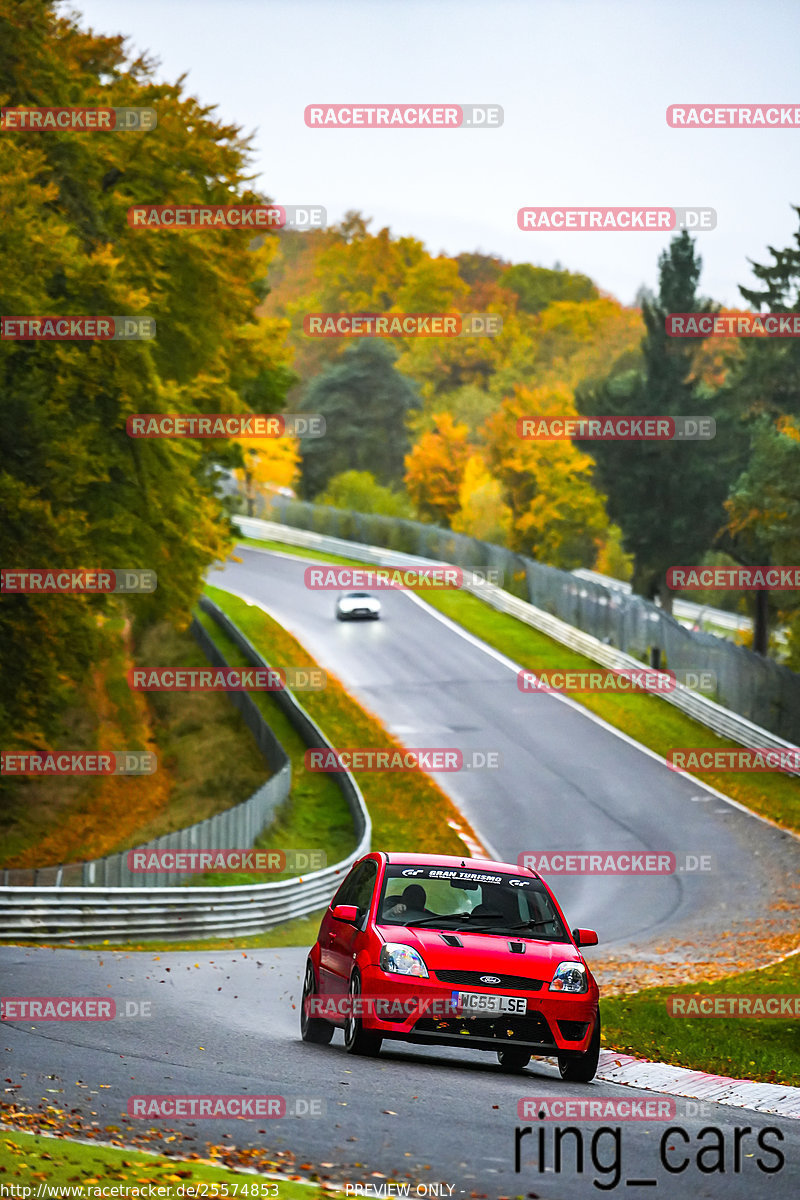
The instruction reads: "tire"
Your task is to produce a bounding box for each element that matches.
[497,1048,531,1072]
[344,971,382,1057]
[300,962,334,1045]
[558,1011,600,1082]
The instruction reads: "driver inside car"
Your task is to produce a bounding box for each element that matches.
[381,883,428,922]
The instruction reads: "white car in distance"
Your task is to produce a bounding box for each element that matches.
[335,591,382,621]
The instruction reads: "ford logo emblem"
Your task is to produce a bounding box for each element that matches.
[480,975,501,984]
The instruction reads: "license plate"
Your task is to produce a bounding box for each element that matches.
[452,990,527,1015]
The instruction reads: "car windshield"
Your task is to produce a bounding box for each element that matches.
[378,865,569,941]
[345,592,372,599]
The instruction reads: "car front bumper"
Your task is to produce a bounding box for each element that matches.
[358,966,598,1056]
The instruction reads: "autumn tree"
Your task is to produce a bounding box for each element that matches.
[501,263,598,314]
[233,435,300,515]
[451,455,512,544]
[483,385,610,568]
[404,412,472,524]
[0,1,293,744]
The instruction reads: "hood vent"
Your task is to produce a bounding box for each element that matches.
[508,941,525,953]
[439,933,463,947]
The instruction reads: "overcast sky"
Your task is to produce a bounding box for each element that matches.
[68,0,799,306]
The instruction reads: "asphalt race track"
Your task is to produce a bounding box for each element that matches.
[3,945,799,1198]
[215,547,800,955]
[6,544,799,1198]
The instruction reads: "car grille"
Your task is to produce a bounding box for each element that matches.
[414,1011,554,1045]
[433,969,544,991]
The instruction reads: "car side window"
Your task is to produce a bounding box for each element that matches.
[351,860,378,913]
[332,860,377,911]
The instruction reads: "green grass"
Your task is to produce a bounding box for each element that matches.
[0,1129,334,1196]
[238,535,800,834]
[185,608,355,886]
[601,952,800,1085]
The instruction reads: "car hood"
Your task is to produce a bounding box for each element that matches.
[377,925,581,975]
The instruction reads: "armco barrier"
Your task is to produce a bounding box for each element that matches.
[0,597,371,941]
[234,515,800,773]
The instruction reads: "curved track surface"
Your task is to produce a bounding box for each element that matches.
[4,946,799,1198]
[215,546,799,954]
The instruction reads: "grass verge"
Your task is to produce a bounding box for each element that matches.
[238,535,800,834]
[601,952,800,1085]
[0,1129,333,1196]
[188,609,354,886]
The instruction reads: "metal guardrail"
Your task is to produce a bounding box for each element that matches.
[236,516,800,771]
[572,568,788,644]
[0,597,371,942]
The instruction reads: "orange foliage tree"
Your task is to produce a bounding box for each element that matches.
[483,385,610,568]
[404,413,472,524]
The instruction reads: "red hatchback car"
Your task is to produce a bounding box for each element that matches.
[301,852,601,1078]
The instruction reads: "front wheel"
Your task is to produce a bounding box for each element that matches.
[344,972,382,1057]
[558,1011,600,1082]
[497,1047,531,1072]
[300,962,333,1045]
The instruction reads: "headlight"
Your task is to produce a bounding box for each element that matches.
[379,943,429,977]
[549,961,588,994]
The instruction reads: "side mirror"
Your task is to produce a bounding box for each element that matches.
[331,904,359,924]
[572,928,598,947]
